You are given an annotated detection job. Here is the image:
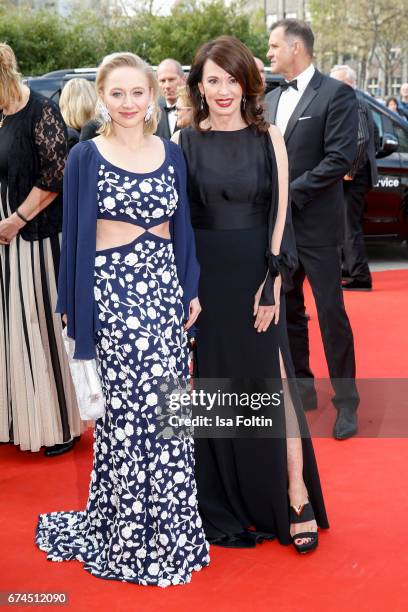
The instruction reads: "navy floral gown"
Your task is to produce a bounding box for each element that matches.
[36,139,210,587]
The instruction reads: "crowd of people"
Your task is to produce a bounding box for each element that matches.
[0,17,389,586]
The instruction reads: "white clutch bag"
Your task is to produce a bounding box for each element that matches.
[61,327,105,420]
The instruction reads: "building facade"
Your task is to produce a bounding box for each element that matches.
[244,0,309,28]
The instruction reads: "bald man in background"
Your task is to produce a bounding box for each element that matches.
[156,58,186,139]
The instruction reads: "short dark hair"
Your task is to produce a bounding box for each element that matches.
[187,35,268,133]
[270,18,314,57]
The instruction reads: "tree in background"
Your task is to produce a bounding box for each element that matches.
[0,0,268,76]
[0,9,68,75]
[309,0,408,96]
[142,0,268,64]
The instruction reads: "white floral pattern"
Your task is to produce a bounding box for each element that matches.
[36,164,209,587]
[96,164,178,226]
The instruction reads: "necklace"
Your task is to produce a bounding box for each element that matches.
[0,111,7,128]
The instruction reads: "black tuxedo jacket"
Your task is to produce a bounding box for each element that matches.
[155,97,172,140]
[265,69,358,246]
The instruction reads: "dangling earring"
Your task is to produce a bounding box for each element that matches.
[200,94,205,111]
[145,102,155,123]
[242,96,247,110]
[96,99,111,123]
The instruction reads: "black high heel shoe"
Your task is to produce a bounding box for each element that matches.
[290,502,318,554]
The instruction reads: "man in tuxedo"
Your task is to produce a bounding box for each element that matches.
[155,59,186,139]
[330,64,379,291]
[265,19,360,440]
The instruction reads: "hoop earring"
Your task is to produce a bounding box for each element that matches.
[242,96,247,110]
[96,99,111,123]
[144,102,155,123]
[200,94,205,111]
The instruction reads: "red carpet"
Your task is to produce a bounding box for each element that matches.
[1,269,408,612]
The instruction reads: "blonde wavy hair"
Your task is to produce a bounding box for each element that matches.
[95,52,160,137]
[59,78,97,131]
[176,85,192,108]
[0,42,22,110]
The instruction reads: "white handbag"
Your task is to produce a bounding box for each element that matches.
[61,327,105,420]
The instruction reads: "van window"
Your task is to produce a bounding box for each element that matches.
[371,109,384,138]
[394,125,408,153]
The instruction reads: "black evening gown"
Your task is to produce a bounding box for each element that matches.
[179,125,329,547]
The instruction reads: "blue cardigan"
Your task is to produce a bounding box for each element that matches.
[56,139,200,359]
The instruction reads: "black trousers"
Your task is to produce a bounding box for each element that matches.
[343,164,372,284]
[286,244,360,412]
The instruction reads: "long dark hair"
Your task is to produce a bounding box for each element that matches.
[187,35,268,133]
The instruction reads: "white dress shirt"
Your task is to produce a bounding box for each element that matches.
[275,64,315,136]
[166,103,177,135]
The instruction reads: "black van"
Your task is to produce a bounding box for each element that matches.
[360,92,408,243]
[25,68,97,101]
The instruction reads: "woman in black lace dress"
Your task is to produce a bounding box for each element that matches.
[0,43,82,454]
[173,36,329,553]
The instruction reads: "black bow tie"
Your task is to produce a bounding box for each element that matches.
[164,105,176,112]
[279,79,298,91]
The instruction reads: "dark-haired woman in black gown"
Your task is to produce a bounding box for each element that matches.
[173,36,329,553]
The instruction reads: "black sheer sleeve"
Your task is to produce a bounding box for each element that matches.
[33,100,67,192]
[259,131,298,306]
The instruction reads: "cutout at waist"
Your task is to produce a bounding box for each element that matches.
[96,219,170,251]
